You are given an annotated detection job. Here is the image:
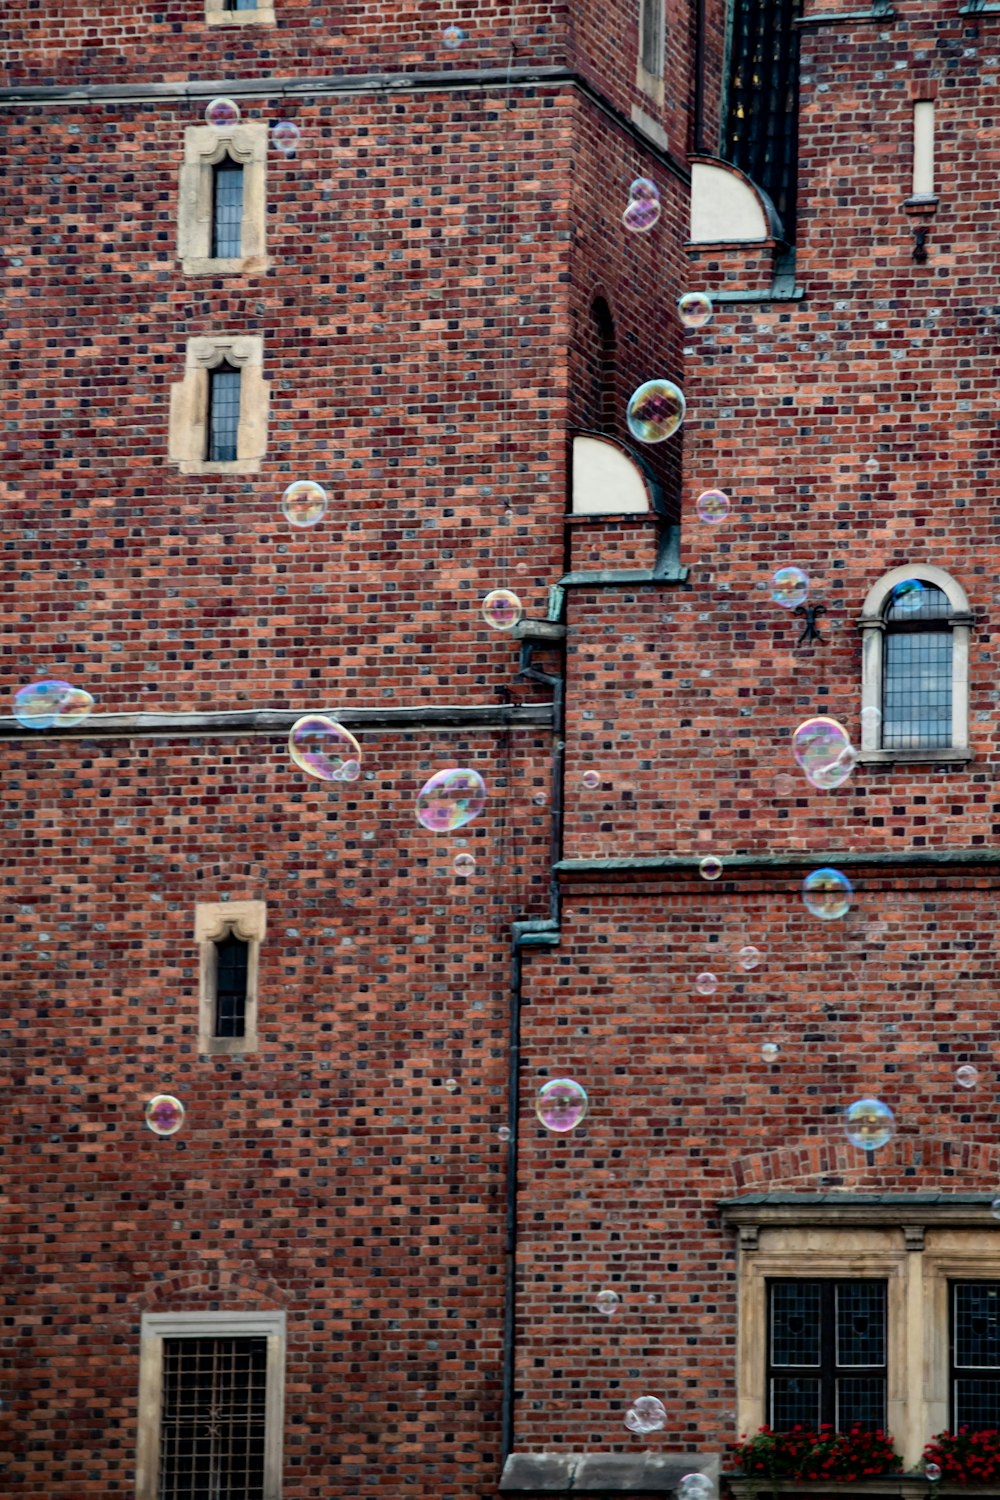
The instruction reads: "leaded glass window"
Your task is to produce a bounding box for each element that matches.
[212,160,244,259]
[207,362,241,462]
[882,581,953,750]
[953,1282,1000,1430]
[768,1280,887,1432]
[214,932,249,1038]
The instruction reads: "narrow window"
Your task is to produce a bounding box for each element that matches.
[724,0,803,238]
[589,297,617,434]
[214,932,249,1038]
[160,1336,268,1499]
[912,101,935,199]
[882,582,953,750]
[639,0,664,77]
[224,0,258,9]
[768,1280,887,1431]
[952,1282,1000,1429]
[207,361,241,462]
[212,159,244,259]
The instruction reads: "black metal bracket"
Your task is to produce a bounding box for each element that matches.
[794,602,827,645]
[913,226,929,263]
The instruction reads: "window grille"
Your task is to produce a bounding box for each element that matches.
[953,1282,1000,1430]
[723,0,802,239]
[214,932,249,1038]
[207,362,241,462]
[640,0,664,77]
[212,160,244,259]
[160,1337,267,1500]
[768,1280,887,1432]
[882,582,953,750]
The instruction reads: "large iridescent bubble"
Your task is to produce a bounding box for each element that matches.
[482,588,523,630]
[771,566,810,608]
[205,97,240,128]
[416,768,487,831]
[145,1094,186,1137]
[792,717,857,790]
[14,680,94,730]
[288,716,362,782]
[843,1097,895,1151]
[677,292,713,329]
[535,1078,589,1132]
[281,479,328,528]
[802,867,853,920]
[626,379,686,443]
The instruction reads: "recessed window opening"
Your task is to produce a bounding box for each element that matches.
[952,1282,1000,1430]
[212,159,244,258]
[640,0,664,78]
[214,931,249,1038]
[768,1279,888,1432]
[207,361,241,462]
[160,1336,267,1500]
[912,101,935,199]
[223,0,258,9]
[882,582,953,750]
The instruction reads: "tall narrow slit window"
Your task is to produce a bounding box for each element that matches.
[953,1281,1000,1430]
[882,581,953,750]
[160,1336,268,1500]
[724,0,802,238]
[215,932,249,1038]
[768,1280,887,1432]
[639,0,664,78]
[212,159,244,259]
[207,361,242,463]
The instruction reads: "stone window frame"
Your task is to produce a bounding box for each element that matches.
[636,0,665,103]
[195,900,266,1056]
[721,1197,1000,1471]
[136,1310,286,1500]
[859,562,973,765]
[168,334,269,476]
[178,122,269,277]
[205,0,276,27]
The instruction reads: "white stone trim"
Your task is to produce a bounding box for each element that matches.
[168,334,269,475]
[136,1310,285,1500]
[178,123,269,277]
[195,899,266,1056]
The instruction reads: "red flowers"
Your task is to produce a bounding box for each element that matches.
[924,1429,1000,1486]
[730,1425,903,1481]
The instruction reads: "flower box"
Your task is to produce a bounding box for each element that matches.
[725,1482,996,1499]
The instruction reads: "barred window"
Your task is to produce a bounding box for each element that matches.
[212,160,244,259]
[768,1280,887,1432]
[882,581,952,750]
[207,362,241,463]
[214,932,249,1038]
[724,0,802,238]
[160,1337,267,1500]
[953,1282,1000,1430]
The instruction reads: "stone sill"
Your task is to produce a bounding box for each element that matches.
[856,750,973,767]
[726,1480,964,1498]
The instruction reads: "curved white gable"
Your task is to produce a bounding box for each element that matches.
[689,160,770,244]
[571,435,652,515]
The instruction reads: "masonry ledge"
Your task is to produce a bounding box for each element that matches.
[500,1451,720,1493]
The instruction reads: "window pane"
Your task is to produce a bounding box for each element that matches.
[215,933,249,1038]
[160,1337,267,1500]
[883,631,952,749]
[771,1282,821,1367]
[208,364,241,463]
[836,1282,886,1367]
[771,1376,821,1430]
[212,161,243,259]
[836,1375,886,1432]
[955,1283,1000,1368]
[225,0,258,9]
[955,1378,1000,1430]
[884,581,951,623]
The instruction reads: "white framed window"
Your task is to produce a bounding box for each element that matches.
[136,1311,286,1500]
[859,563,973,764]
[168,335,269,475]
[205,0,276,26]
[195,900,266,1056]
[178,123,268,277]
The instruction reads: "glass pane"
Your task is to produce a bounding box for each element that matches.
[771,1282,822,1367]
[884,581,951,623]
[883,632,952,749]
[212,162,243,259]
[771,1376,821,1431]
[836,1282,886,1367]
[836,1375,886,1432]
[208,365,241,463]
[955,1377,1000,1430]
[214,933,249,1038]
[955,1283,1000,1368]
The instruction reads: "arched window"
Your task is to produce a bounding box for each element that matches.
[860,566,972,762]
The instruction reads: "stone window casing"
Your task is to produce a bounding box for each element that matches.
[195,900,266,1056]
[135,1309,286,1500]
[859,563,972,765]
[168,334,269,475]
[178,122,268,277]
[204,0,276,27]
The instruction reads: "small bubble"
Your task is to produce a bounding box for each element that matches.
[271,120,301,157]
[864,456,880,474]
[533,792,548,806]
[416,768,487,831]
[288,716,362,783]
[956,1065,979,1090]
[843,1097,895,1151]
[482,588,523,631]
[582,770,600,790]
[771,565,810,609]
[628,177,660,203]
[792,716,856,791]
[991,1198,1000,1223]
[698,855,723,881]
[281,479,328,528]
[695,972,718,996]
[889,578,926,615]
[761,1042,780,1063]
[14,680,94,730]
[696,488,730,524]
[442,22,465,47]
[145,1094,185,1137]
[803,867,853,921]
[737,945,762,972]
[453,853,476,878]
[444,1078,458,1093]
[205,97,240,128]
[622,198,661,232]
[535,1078,588,1133]
[624,1395,666,1435]
[497,1125,511,1142]
[679,1478,715,1500]
[925,1464,942,1483]
[595,1288,620,1316]
[773,772,796,797]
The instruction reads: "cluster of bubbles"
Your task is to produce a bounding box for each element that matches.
[535,1078,589,1133]
[677,291,713,330]
[288,716,362,783]
[696,488,730,524]
[626,378,686,443]
[802,867,853,921]
[282,479,328,527]
[416,768,487,831]
[482,588,523,631]
[792,716,857,791]
[621,177,661,233]
[145,1095,185,1137]
[624,1395,667,1434]
[843,1097,895,1151]
[203,98,302,158]
[13,680,94,730]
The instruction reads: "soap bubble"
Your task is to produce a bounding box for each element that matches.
[890,578,926,615]
[771,565,810,608]
[271,120,301,157]
[629,177,660,202]
[442,22,465,47]
[792,717,856,791]
[626,379,686,443]
[145,1094,185,1137]
[843,1097,895,1151]
[803,867,853,920]
[582,770,600,790]
[696,972,718,995]
[773,772,796,797]
[696,489,730,524]
[622,197,661,232]
[698,855,723,881]
[416,768,487,831]
[281,479,328,528]
[679,1477,714,1500]
[737,945,762,971]
[624,1396,666,1435]
[677,292,713,329]
[205,97,240,128]
[288,715,362,782]
[497,1125,511,1142]
[860,705,882,736]
[956,1065,979,1090]
[864,456,880,475]
[535,1078,589,1133]
[13,680,94,730]
[444,1078,458,1092]
[482,588,523,630]
[925,1463,941,1482]
[453,853,476,878]
[595,1288,621,1316]
[761,1042,780,1063]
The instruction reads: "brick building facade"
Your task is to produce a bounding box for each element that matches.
[4,0,1000,1497]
